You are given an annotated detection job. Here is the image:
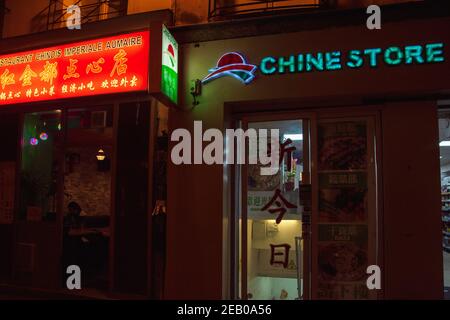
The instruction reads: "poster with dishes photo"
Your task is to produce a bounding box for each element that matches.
[317,120,370,299]
[318,121,367,171]
[318,172,368,223]
[317,225,369,299]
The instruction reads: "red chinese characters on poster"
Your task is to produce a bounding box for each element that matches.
[0,30,149,106]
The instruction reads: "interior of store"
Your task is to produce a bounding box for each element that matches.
[246,120,305,300]
[438,113,450,299]
[19,107,113,290]
[63,107,113,290]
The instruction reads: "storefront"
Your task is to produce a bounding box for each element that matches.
[166,7,450,299]
[0,11,175,298]
[1,3,449,301]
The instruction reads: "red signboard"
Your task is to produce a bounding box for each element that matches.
[0,30,150,106]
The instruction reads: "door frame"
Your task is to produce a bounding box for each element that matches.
[12,104,116,292]
[231,110,317,300]
[229,105,384,300]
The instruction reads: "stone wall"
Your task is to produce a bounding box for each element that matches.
[64,146,111,216]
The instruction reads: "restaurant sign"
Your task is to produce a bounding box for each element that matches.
[0,30,150,106]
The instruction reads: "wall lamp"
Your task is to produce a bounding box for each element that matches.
[190,79,202,107]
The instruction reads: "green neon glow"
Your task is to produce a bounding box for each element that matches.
[306,53,324,72]
[325,51,342,70]
[161,25,178,104]
[347,50,363,68]
[384,47,403,65]
[260,56,277,74]
[278,55,296,73]
[404,45,424,64]
[258,42,445,76]
[297,54,304,72]
[364,48,382,67]
[426,43,445,63]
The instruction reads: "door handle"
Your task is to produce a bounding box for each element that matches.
[295,236,303,300]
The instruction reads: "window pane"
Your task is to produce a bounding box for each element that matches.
[246,119,305,300]
[20,110,63,221]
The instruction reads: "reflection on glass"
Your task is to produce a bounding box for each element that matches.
[245,120,306,300]
[63,106,113,291]
[438,116,450,299]
[20,110,62,221]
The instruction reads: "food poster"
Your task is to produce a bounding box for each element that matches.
[317,121,370,299]
[319,172,367,223]
[318,122,367,171]
[317,225,369,299]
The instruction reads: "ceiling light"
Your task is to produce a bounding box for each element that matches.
[283,134,303,141]
[96,149,106,161]
[440,141,450,147]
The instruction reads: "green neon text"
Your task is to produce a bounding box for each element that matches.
[260,42,445,76]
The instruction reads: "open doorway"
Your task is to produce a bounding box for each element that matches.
[62,106,113,292]
[232,110,378,300]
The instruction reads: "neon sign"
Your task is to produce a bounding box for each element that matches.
[260,43,445,75]
[202,52,257,85]
[0,30,150,106]
[203,43,445,84]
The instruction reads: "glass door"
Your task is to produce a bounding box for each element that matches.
[234,111,379,300]
[236,115,313,300]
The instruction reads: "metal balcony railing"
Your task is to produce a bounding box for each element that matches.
[32,0,127,32]
[208,0,329,20]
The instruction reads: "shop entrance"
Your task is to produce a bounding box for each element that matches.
[16,107,113,292]
[232,109,379,300]
[12,100,168,297]
[62,106,113,292]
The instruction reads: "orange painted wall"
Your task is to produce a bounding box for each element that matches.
[127,0,172,14]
